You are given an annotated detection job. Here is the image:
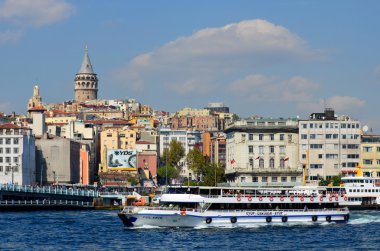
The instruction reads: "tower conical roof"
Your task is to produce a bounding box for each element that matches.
[78,45,95,74]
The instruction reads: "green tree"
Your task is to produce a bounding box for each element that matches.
[201,162,226,186]
[157,165,180,184]
[332,175,342,186]
[186,147,207,177]
[163,139,185,168]
[318,179,329,186]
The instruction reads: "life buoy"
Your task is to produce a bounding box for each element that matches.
[237,196,241,202]
[281,216,288,222]
[280,196,284,201]
[290,196,294,201]
[335,197,339,201]
[266,216,272,223]
[312,215,318,222]
[300,196,304,202]
[205,218,212,224]
[344,196,348,201]
[310,196,314,202]
[326,216,331,222]
[230,217,237,224]
[269,196,274,202]
[259,196,263,201]
[329,197,333,201]
[248,195,252,202]
[319,196,323,202]
[344,214,350,221]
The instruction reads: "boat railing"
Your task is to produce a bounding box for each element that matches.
[197,193,347,199]
[121,206,349,214]
[0,199,93,207]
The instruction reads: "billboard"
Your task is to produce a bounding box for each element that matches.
[107,149,136,169]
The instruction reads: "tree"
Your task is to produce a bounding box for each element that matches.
[186,147,207,177]
[162,139,185,168]
[202,162,226,186]
[157,165,180,185]
[318,179,329,186]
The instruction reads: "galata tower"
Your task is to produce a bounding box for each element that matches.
[74,46,98,102]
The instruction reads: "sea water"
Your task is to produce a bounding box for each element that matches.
[0,210,379,250]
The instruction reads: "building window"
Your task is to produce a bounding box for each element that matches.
[302,124,307,128]
[248,145,253,153]
[5,157,10,163]
[262,176,268,182]
[377,160,380,165]
[270,134,274,141]
[310,144,323,149]
[0,157,2,163]
[249,158,253,167]
[301,134,307,139]
[13,157,18,163]
[281,177,287,183]
[272,177,278,183]
[280,146,285,153]
[270,146,274,153]
[5,139,11,145]
[249,134,253,141]
[318,154,323,159]
[5,148,10,154]
[252,176,258,182]
[13,138,18,144]
[363,159,373,165]
[259,146,264,154]
[302,154,306,159]
[259,134,264,141]
[0,139,2,144]
[280,159,285,168]
[377,147,380,152]
[241,177,246,183]
[13,148,18,154]
[363,147,372,152]
[310,164,323,169]
[291,176,296,182]
[280,134,284,141]
[270,158,274,168]
[259,159,264,168]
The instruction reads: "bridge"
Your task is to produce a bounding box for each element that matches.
[0,184,99,210]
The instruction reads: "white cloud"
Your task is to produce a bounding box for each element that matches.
[0,30,22,45]
[325,96,365,112]
[112,19,327,93]
[0,0,75,28]
[229,74,320,104]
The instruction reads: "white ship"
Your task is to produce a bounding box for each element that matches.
[118,186,349,228]
[338,176,380,208]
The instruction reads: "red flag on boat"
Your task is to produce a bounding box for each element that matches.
[230,159,235,164]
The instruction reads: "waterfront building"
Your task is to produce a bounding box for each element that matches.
[225,118,301,186]
[177,107,211,117]
[35,135,81,185]
[299,108,361,184]
[0,124,36,185]
[360,134,380,178]
[204,102,230,114]
[159,128,202,180]
[98,126,138,186]
[74,46,98,102]
[202,131,226,167]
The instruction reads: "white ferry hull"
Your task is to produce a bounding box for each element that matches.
[118,209,349,228]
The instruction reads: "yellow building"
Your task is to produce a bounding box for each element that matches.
[177,107,211,117]
[99,126,137,173]
[129,114,154,128]
[360,135,380,178]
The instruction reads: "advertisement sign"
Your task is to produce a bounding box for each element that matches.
[107,149,136,169]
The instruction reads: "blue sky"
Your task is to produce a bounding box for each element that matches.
[1,0,380,131]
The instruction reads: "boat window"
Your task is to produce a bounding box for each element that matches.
[349,189,352,192]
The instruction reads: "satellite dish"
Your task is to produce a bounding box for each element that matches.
[363,125,369,133]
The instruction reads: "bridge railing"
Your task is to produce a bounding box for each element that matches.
[0,199,93,207]
[0,184,99,197]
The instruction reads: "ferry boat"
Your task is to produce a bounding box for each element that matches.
[337,176,380,208]
[118,186,349,228]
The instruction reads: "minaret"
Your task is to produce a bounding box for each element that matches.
[74,46,98,102]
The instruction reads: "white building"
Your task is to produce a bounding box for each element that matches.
[0,124,36,185]
[299,108,361,185]
[159,128,202,180]
[225,118,302,186]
